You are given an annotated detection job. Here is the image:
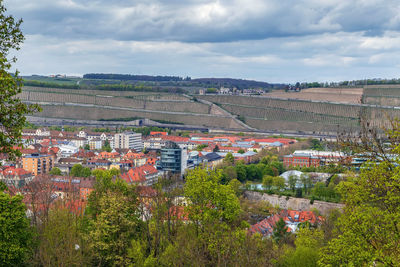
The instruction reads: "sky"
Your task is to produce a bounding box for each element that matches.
[5,0,400,83]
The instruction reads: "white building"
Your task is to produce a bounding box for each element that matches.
[114,132,143,151]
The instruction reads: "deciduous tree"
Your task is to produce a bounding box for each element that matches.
[0,1,40,160]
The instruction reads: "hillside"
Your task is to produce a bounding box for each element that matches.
[20,85,400,135]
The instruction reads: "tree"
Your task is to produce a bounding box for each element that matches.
[0,182,33,265]
[102,140,111,152]
[288,175,298,193]
[70,164,91,177]
[34,206,86,266]
[84,191,140,266]
[213,145,220,152]
[319,160,400,266]
[235,164,247,182]
[223,152,235,165]
[272,218,290,243]
[279,227,324,267]
[262,175,274,191]
[0,2,40,160]
[312,182,326,200]
[184,168,241,227]
[273,176,286,192]
[84,144,90,151]
[223,166,237,182]
[49,167,62,176]
[237,149,245,154]
[228,179,242,197]
[319,120,400,266]
[300,174,311,195]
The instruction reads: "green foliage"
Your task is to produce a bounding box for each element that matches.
[273,176,286,192]
[288,175,298,192]
[320,160,400,266]
[70,164,91,178]
[196,144,208,151]
[102,140,112,152]
[295,187,303,198]
[0,2,40,161]
[310,139,323,150]
[84,144,90,151]
[222,165,237,183]
[84,191,140,266]
[34,207,86,266]
[223,152,235,165]
[237,149,245,154]
[262,175,274,191]
[0,185,33,266]
[278,227,324,267]
[272,218,290,243]
[184,168,241,226]
[206,87,217,93]
[49,167,62,176]
[83,170,139,266]
[228,179,242,197]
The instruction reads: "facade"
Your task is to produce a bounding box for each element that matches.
[283,150,344,168]
[160,142,183,173]
[114,132,143,151]
[0,167,34,188]
[22,153,54,175]
[121,165,160,186]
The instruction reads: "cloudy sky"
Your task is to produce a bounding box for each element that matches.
[5,0,400,83]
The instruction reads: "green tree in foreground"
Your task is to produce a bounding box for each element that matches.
[319,122,400,266]
[184,168,241,227]
[0,182,33,266]
[0,1,40,160]
[34,206,86,266]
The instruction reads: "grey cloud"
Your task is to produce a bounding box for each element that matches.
[6,0,400,42]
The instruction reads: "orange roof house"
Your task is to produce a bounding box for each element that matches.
[121,164,159,186]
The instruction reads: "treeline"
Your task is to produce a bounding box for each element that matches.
[23,80,79,89]
[23,80,186,94]
[83,73,186,82]
[192,77,281,89]
[293,78,400,89]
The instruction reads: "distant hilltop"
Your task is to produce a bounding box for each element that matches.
[83,73,284,89]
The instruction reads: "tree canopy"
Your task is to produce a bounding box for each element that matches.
[0,2,40,160]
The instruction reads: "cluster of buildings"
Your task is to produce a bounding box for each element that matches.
[198,87,265,95]
[249,209,323,236]
[0,127,299,190]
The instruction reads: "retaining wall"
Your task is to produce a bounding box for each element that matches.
[244,191,344,216]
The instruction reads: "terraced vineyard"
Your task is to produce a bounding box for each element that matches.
[363,85,400,106]
[20,86,247,130]
[198,92,400,134]
[20,85,400,135]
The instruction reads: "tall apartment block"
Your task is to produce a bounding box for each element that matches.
[22,153,54,176]
[114,132,143,152]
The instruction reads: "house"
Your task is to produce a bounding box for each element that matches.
[121,164,160,186]
[0,167,34,188]
[89,138,103,150]
[201,152,223,169]
[249,209,323,237]
[87,159,112,169]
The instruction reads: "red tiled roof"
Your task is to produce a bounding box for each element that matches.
[1,166,32,177]
[121,164,158,184]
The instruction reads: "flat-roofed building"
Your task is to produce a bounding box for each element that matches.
[114,132,143,151]
[22,153,54,175]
